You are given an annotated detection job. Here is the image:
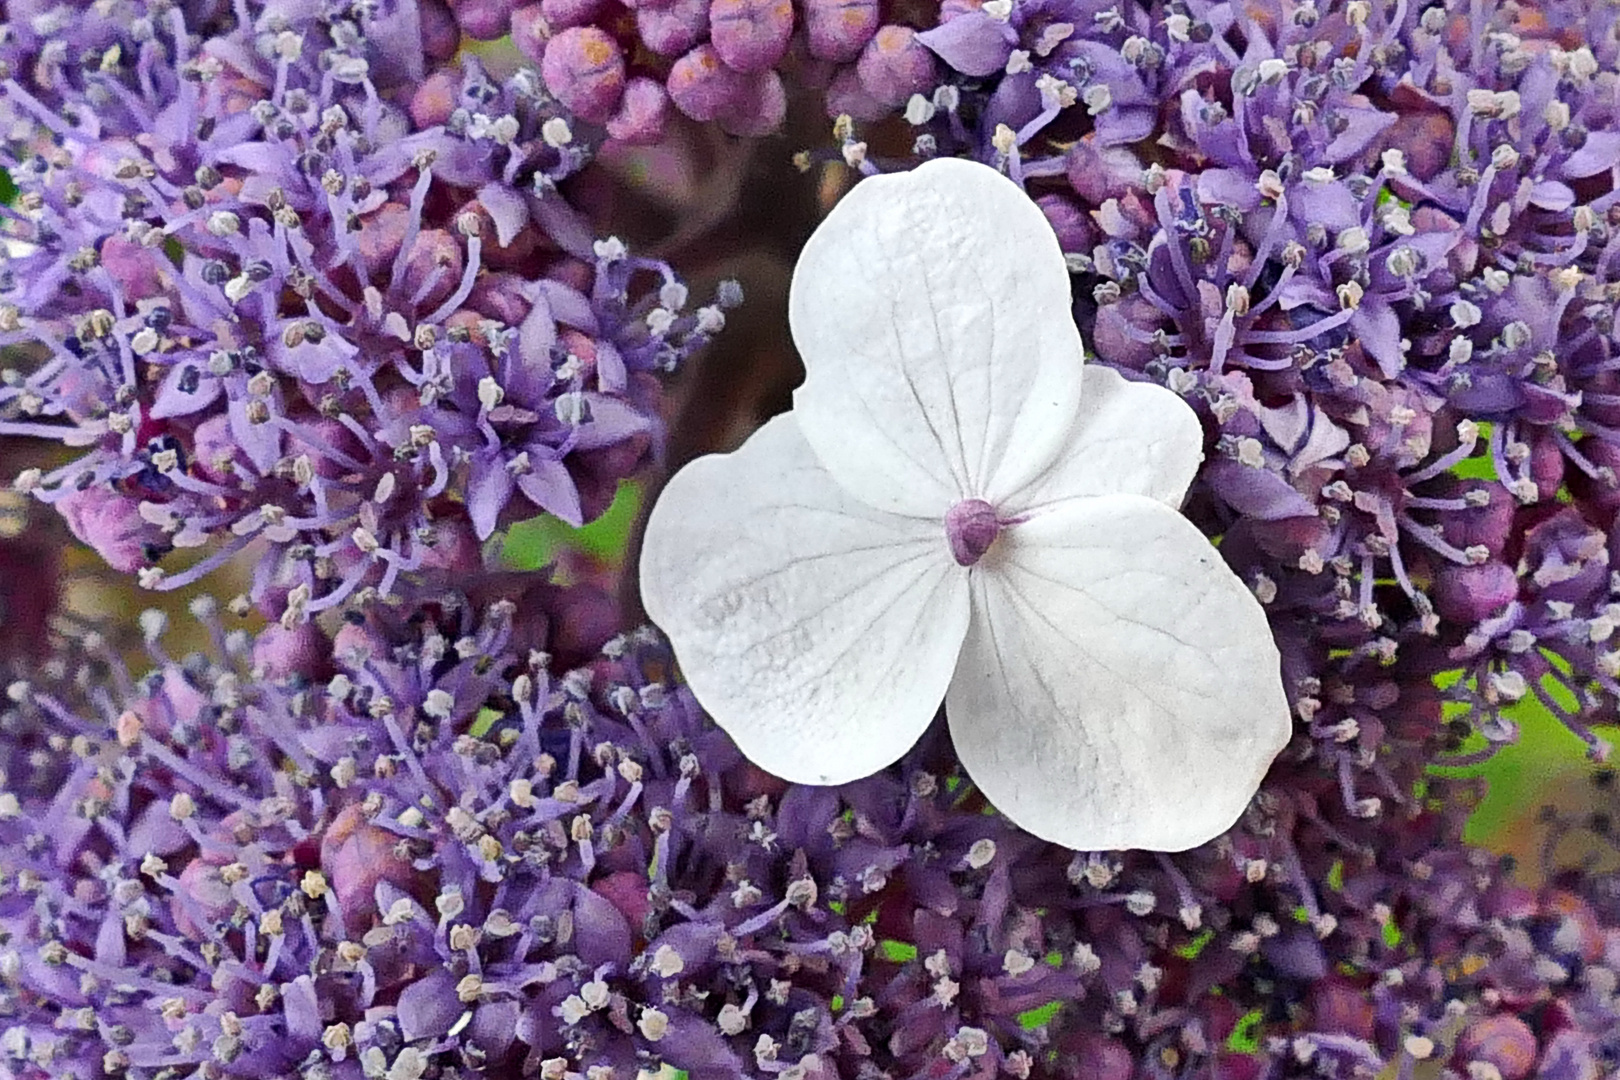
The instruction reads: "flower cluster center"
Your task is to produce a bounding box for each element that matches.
[945,498,1002,566]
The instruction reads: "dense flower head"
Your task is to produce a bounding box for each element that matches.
[0,603,1617,1080]
[0,0,733,620]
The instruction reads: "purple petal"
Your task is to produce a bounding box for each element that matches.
[478,181,531,248]
[915,12,1015,78]
[227,394,283,476]
[516,458,584,526]
[1204,458,1316,519]
[469,458,517,540]
[1350,300,1404,377]
[1529,179,1575,211]
[574,396,652,450]
[150,364,221,419]
[1562,131,1620,179]
[1319,105,1396,164]
[398,969,464,1041]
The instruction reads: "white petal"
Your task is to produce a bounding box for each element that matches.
[1001,364,1205,513]
[640,414,971,785]
[788,157,1085,517]
[946,495,1291,851]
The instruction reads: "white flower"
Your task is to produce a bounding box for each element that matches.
[638,159,1290,851]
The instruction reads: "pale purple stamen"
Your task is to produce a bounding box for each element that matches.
[945,498,1002,566]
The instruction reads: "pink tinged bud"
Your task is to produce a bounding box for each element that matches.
[802,0,879,62]
[945,499,1001,566]
[455,0,518,39]
[99,235,168,300]
[357,202,413,278]
[606,76,671,144]
[251,622,330,680]
[709,0,794,72]
[1457,1015,1538,1080]
[1036,193,1097,254]
[1434,562,1518,623]
[719,69,787,136]
[638,0,711,58]
[510,3,550,63]
[171,858,237,942]
[542,27,628,124]
[542,0,615,28]
[402,229,465,310]
[57,486,151,573]
[320,805,422,933]
[667,44,752,122]
[192,414,248,484]
[591,870,653,929]
[410,70,462,128]
[824,65,889,122]
[856,25,936,108]
[420,0,462,60]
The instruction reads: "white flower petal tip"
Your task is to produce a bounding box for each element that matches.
[638,156,1290,851]
[787,157,1087,516]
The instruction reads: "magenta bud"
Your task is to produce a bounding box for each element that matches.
[99,235,169,301]
[191,414,247,484]
[855,24,936,107]
[606,76,671,144]
[542,27,628,124]
[321,805,422,933]
[719,69,787,136]
[510,3,549,63]
[667,44,752,122]
[1457,1015,1538,1080]
[637,0,710,58]
[1434,561,1518,624]
[709,0,793,72]
[542,0,613,27]
[420,0,462,60]
[455,0,517,39]
[945,499,1001,566]
[802,0,879,62]
[409,69,462,128]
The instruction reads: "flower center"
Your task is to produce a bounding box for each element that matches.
[945,499,1002,567]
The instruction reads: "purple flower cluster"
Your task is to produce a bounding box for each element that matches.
[0,599,1616,1080]
[0,1,732,620]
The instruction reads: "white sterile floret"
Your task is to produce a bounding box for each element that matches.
[638,158,1291,852]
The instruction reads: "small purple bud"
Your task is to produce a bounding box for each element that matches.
[945,499,1001,566]
[542,0,614,29]
[402,228,466,310]
[855,25,937,108]
[802,0,879,62]
[667,44,752,122]
[171,857,237,941]
[1456,1015,1538,1080]
[420,0,462,62]
[251,623,330,681]
[454,0,518,39]
[606,76,672,144]
[709,0,794,73]
[57,486,152,573]
[719,69,787,136]
[637,0,711,57]
[824,65,889,122]
[1434,561,1518,623]
[542,27,628,124]
[410,69,462,127]
[510,3,550,63]
[1036,194,1097,254]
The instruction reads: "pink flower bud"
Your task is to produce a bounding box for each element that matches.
[1434,562,1518,623]
[606,76,671,144]
[402,229,466,310]
[409,69,462,128]
[1036,194,1097,254]
[57,486,152,573]
[542,27,628,123]
[454,0,517,39]
[719,69,787,135]
[420,0,462,61]
[99,235,169,301]
[709,0,793,73]
[320,805,424,933]
[802,0,879,62]
[510,3,549,63]
[1457,1015,1538,1080]
[541,0,613,28]
[637,0,710,57]
[856,25,936,108]
[171,857,237,942]
[667,44,751,122]
[251,622,331,680]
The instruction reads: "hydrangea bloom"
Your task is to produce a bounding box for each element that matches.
[0,0,731,619]
[640,159,1291,852]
